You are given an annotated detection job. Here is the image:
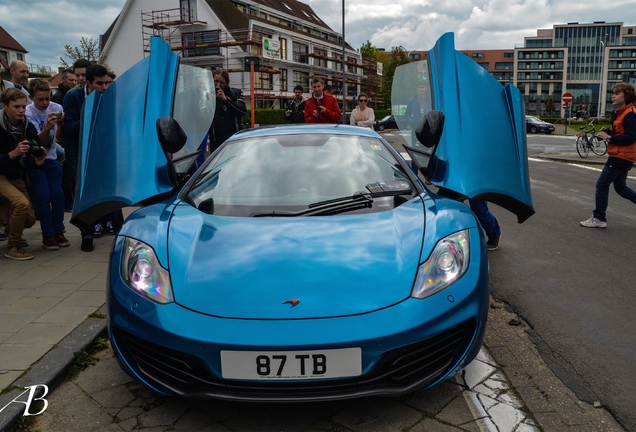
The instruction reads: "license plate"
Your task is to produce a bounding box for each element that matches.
[221,348,361,380]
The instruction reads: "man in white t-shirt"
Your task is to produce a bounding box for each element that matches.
[25,79,69,251]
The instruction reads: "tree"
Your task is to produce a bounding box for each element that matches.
[382,47,410,110]
[60,37,107,68]
[544,96,555,116]
[359,40,376,59]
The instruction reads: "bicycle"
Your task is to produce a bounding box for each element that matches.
[575,119,608,158]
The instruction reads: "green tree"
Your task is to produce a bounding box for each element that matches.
[60,37,107,68]
[360,40,376,59]
[382,47,410,110]
[544,96,555,116]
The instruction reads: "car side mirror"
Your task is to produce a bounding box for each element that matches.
[156,117,187,154]
[415,110,445,148]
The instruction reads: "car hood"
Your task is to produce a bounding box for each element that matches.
[167,200,425,319]
[394,33,534,223]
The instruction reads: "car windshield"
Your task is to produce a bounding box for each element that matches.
[527,116,541,123]
[185,133,417,217]
[381,115,392,122]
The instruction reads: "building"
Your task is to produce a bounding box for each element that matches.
[0,25,27,81]
[401,22,636,117]
[0,25,54,81]
[516,21,636,117]
[101,0,367,111]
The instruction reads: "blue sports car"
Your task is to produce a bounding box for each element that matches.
[72,34,533,401]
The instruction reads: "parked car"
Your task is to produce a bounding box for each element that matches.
[525,115,555,134]
[72,33,533,402]
[374,115,398,131]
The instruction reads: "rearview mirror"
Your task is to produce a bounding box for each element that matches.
[415,110,445,148]
[156,117,187,154]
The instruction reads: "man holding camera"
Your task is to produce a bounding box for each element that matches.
[208,69,246,154]
[0,88,47,260]
[304,77,341,124]
[26,79,69,251]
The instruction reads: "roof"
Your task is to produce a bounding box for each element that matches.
[0,25,27,53]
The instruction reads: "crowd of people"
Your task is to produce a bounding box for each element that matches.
[0,59,118,259]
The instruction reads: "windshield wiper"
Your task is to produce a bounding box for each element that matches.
[252,193,374,217]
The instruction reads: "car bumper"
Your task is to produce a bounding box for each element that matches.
[107,235,489,402]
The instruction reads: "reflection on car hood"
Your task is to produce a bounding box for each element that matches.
[168,200,425,319]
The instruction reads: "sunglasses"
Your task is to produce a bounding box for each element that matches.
[359,99,367,102]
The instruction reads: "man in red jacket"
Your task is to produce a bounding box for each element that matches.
[304,77,341,123]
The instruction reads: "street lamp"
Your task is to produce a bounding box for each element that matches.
[597,37,607,118]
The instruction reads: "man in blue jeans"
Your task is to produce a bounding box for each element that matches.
[469,199,501,251]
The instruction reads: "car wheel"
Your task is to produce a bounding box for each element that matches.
[530,126,538,134]
[378,125,385,131]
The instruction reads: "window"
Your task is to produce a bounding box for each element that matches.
[472,53,483,59]
[347,56,356,73]
[280,38,287,60]
[333,53,343,71]
[182,31,220,57]
[293,42,309,63]
[280,69,288,92]
[0,50,7,62]
[409,53,420,61]
[503,52,514,58]
[257,72,271,90]
[180,0,197,21]
[495,62,513,70]
[477,62,489,70]
[293,70,309,89]
[314,48,327,68]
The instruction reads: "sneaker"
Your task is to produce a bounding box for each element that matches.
[93,223,104,238]
[54,233,70,247]
[0,226,6,242]
[486,235,500,251]
[106,221,115,235]
[19,237,28,248]
[43,237,60,250]
[580,216,607,228]
[5,246,34,261]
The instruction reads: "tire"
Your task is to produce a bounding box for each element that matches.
[576,136,589,158]
[590,136,608,156]
[529,126,538,134]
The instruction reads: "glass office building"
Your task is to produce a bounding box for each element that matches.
[515,22,636,116]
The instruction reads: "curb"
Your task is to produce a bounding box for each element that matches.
[0,305,108,432]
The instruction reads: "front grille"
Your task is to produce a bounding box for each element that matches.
[113,320,477,401]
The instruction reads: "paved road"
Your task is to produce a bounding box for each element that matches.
[487,157,636,430]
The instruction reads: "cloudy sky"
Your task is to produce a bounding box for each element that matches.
[0,0,631,71]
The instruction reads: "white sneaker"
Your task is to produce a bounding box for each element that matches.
[580,216,607,228]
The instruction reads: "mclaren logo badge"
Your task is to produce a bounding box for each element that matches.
[282,299,300,308]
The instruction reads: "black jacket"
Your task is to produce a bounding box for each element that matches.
[209,87,247,152]
[0,111,38,179]
[285,98,306,123]
[51,83,73,105]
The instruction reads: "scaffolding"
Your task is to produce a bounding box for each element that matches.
[140,7,368,109]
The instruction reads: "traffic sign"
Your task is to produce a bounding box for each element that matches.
[562,92,573,103]
[562,102,568,109]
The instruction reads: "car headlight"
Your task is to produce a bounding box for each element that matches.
[411,230,469,299]
[120,238,173,304]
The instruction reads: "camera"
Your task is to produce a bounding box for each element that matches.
[28,139,44,158]
[600,127,611,134]
[53,112,62,119]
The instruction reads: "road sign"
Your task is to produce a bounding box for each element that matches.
[562,102,568,109]
[562,92,573,103]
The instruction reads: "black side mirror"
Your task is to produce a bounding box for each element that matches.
[156,117,187,154]
[415,110,445,148]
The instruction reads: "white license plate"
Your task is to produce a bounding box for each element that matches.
[221,348,361,380]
